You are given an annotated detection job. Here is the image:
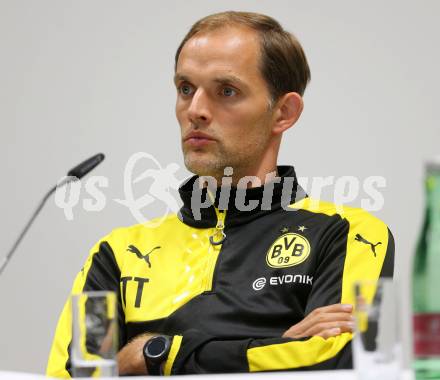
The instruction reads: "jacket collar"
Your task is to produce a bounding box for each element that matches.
[177,165,306,228]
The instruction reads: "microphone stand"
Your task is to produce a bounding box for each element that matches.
[0,153,105,276]
[0,178,72,276]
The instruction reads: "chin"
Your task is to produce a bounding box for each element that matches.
[184,155,224,178]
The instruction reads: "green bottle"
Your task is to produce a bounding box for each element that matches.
[413,158,440,379]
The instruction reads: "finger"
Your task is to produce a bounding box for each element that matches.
[305,320,355,337]
[313,312,355,323]
[339,324,355,334]
[317,328,341,339]
[296,311,354,334]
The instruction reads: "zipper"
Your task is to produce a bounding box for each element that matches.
[205,188,227,246]
[209,208,226,245]
[203,207,227,292]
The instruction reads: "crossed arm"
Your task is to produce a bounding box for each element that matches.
[117,303,354,375]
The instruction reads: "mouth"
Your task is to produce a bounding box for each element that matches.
[183,132,216,147]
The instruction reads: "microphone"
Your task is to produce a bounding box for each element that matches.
[67,153,105,179]
[0,153,106,276]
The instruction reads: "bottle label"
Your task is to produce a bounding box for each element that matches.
[414,314,440,357]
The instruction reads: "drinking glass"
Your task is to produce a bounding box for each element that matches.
[352,279,402,380]
[71,291,118,378]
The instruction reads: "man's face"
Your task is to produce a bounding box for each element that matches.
[174,26,276,181]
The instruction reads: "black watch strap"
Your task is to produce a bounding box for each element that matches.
[143,335,172,376]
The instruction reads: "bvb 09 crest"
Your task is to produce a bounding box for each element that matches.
[266,233,311,268]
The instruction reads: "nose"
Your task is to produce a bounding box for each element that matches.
[187,88,212,125]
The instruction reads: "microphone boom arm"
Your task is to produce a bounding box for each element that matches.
[0,153,105,276]
[0,184,57,276]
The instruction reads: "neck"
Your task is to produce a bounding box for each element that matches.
[227,138,280,187]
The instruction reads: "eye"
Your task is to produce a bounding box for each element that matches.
[221,87,237,97]
[178,83,194,96]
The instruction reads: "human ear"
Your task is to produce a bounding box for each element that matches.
[271,92,304,135]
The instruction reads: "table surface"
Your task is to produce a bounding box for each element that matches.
[0,370,415,380]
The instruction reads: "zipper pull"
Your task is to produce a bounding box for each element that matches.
[209,210,226,246]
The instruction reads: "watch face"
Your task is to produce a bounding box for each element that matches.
[147,336,168,359]
[144,336,171,376]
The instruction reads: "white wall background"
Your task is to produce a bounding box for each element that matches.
[0,0,438,374]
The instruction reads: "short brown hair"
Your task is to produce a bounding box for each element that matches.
[174,11,311,102]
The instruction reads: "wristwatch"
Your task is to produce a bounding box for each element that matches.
[143,335,172,375]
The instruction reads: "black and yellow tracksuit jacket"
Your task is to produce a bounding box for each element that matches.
[47,166,394,377]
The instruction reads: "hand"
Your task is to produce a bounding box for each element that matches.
[282,303,354,340]
[117,333,156,376]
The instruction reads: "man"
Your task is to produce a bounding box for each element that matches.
[47,11,394,377]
